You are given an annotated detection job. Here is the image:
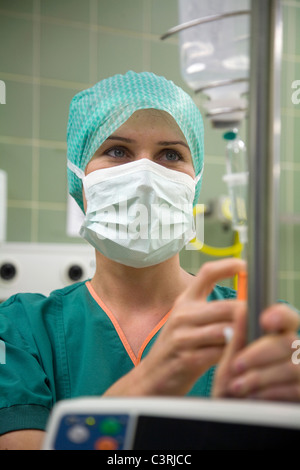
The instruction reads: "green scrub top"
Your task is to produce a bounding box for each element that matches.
[0,280,236,436]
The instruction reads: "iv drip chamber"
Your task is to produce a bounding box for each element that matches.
[222,130,248,244]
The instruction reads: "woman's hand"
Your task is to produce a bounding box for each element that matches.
[213,302,300,402]
[137,258,246,396]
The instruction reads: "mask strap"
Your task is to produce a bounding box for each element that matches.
[67,160,85,180]
[195,165,204,184]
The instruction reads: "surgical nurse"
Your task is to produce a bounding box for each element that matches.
[0,72,299,450]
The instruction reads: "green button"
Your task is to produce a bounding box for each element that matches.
[85,416,96,426]
[100,418,122,435]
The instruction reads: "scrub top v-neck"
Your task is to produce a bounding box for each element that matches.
[85,281,172,367]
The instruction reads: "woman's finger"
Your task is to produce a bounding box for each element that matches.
[171,299,241,328]
[212,304,247,397]
[182,258,246,302]
[227,359,300,398]
[245,383,300,402]
[260,303,300,333]
[175,322,236,351]
[231,333,297,376]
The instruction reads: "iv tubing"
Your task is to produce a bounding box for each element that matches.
[190,237,243,257]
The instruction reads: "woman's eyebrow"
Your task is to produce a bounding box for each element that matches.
[106,135,136,143]
[157,140,189,149]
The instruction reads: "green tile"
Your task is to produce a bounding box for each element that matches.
[40,22,90,83]
[150,0,179,35]
[294,170,300,214]
[40,0,90,23]
[281,59,295,109]
[282,4,291,56]
[0,143,32,200]
[150,41,187,92]
[0,0,34,13]
[0,80,33,138]
[39,84,78,141]
[279,223,290,271]
[278,278,290,304]
[6,206,32,242]
[202,120,228,158]
[39,147,68,203]
[294,224,300,272]
[37,208,71,243]
[289,4,300,57]
[199,160,228,205]
[279,168,289,213]
[279,112,291,163]
[0,15,33,76]
[98,0,144,33]
[293,115,300,163]
[97,32,143,79]
[293,279,300,311]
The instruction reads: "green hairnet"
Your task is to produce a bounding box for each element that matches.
[67,71,204,211]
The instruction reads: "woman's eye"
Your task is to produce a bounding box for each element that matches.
[106,147,126,158]
[163,150,182,161]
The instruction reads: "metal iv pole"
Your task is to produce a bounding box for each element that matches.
[246,0,282,341]
[161,0,283,342]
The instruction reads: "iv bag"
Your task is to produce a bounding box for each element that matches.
[178,0,250,126]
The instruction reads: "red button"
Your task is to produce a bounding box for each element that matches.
[94,437,119,450]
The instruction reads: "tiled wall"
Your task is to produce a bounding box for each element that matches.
[278,0,300,309]
[0,0,299,307]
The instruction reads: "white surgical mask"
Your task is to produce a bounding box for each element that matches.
[69,159,202,268]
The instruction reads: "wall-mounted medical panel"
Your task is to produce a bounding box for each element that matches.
[0,242,95,301]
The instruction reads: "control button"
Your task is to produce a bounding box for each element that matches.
[94,437,119,450]
[65,415,79,425]
[67,425,90,444]
[100,418,122,436]
[85,416,96,426]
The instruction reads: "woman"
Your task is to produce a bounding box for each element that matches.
[0,71,299,450]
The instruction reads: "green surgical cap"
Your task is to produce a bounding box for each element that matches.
[67,71,204,211]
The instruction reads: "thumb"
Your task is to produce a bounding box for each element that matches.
[212,303,247,398]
